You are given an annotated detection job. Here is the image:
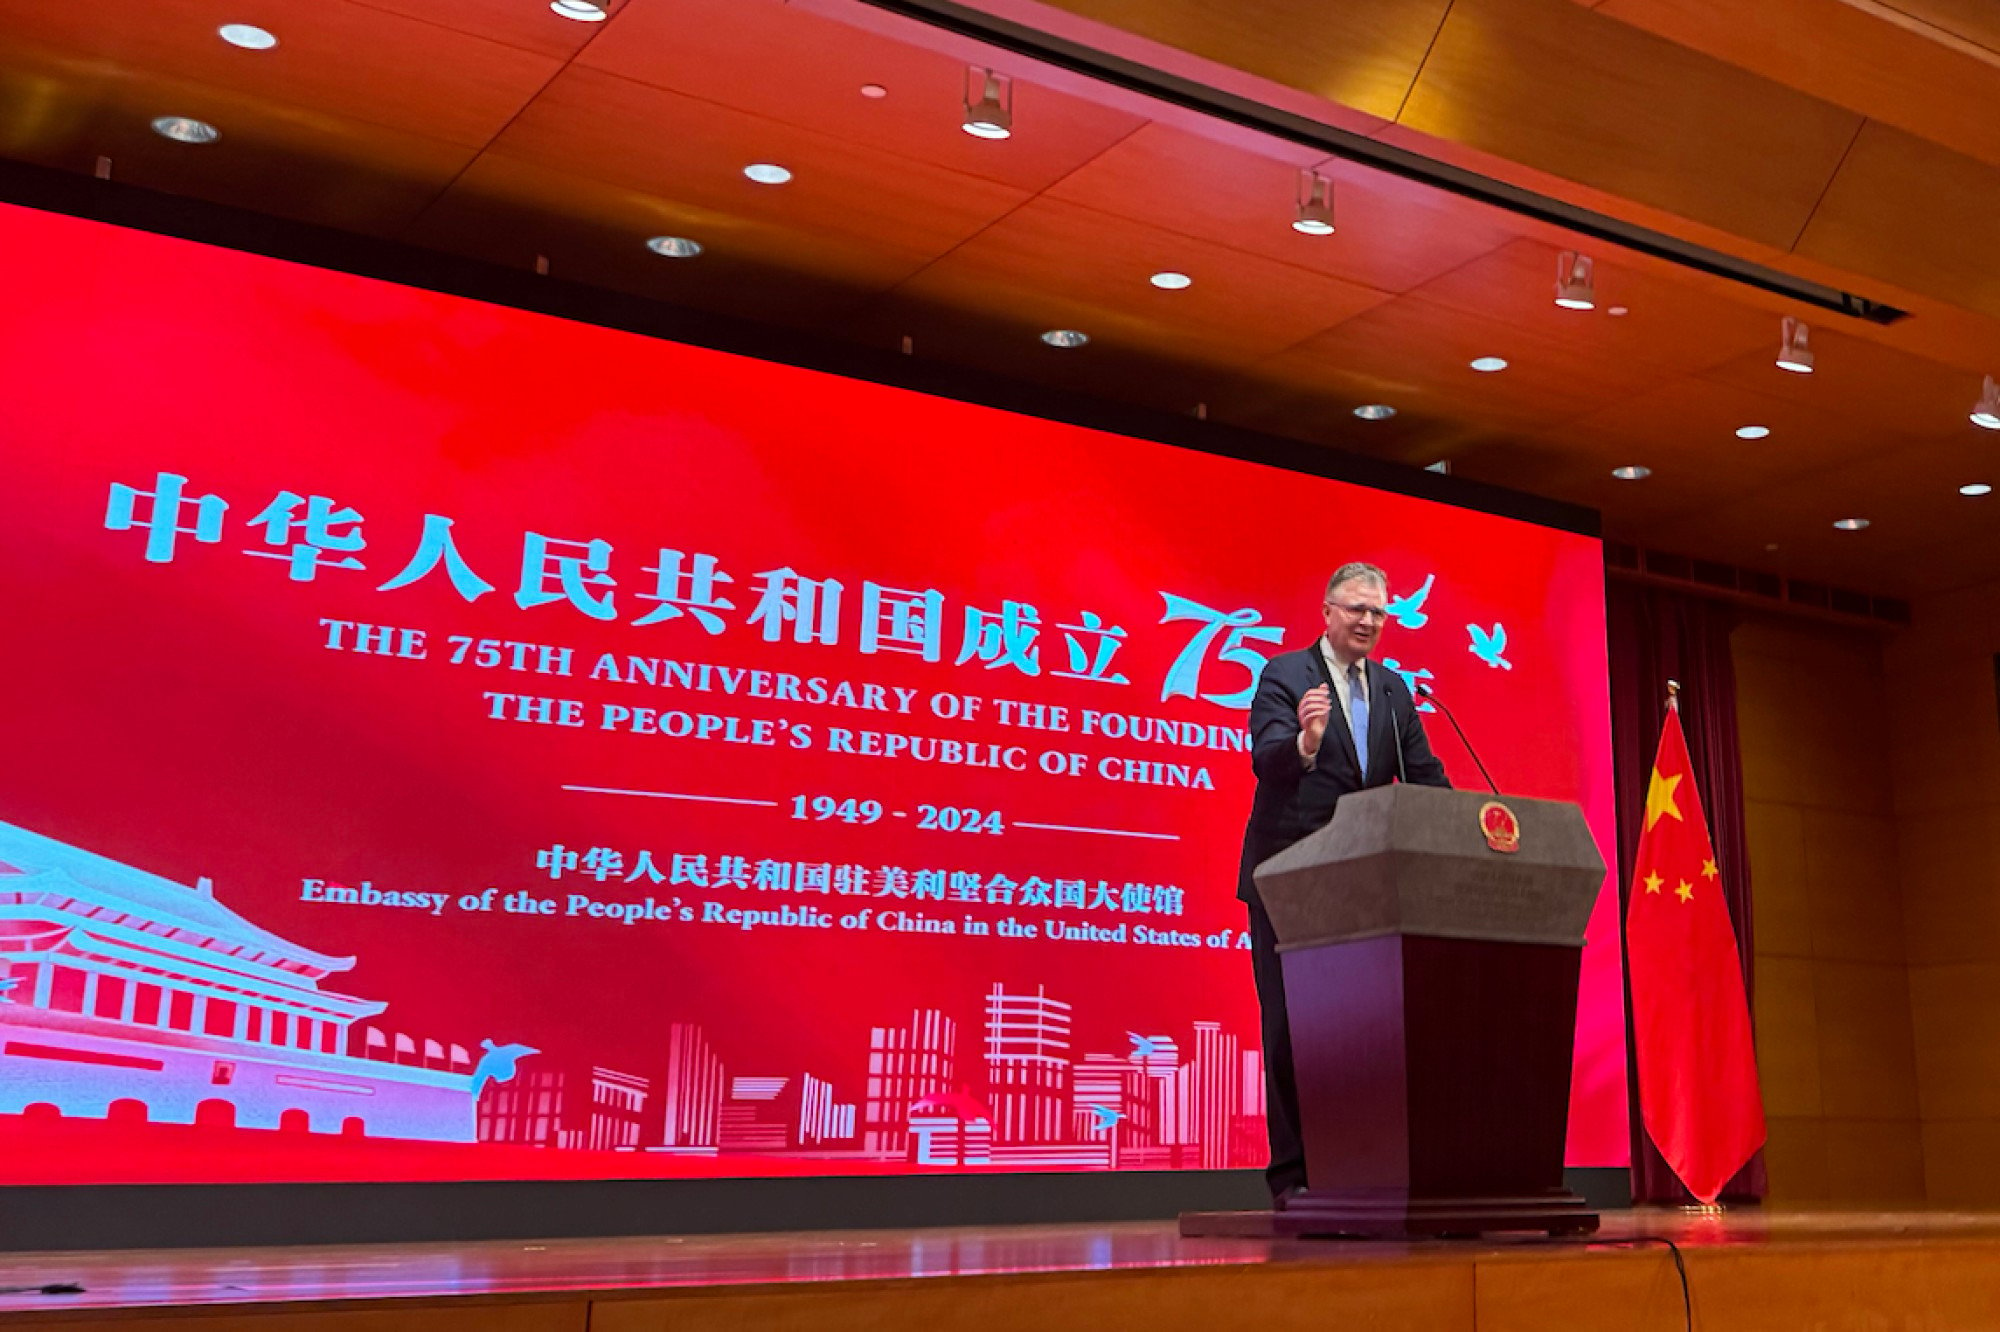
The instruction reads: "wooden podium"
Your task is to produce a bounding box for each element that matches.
[1183,784,1606,1239]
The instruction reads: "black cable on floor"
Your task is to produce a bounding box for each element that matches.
[1494,1233,1691,1332]
[0,1284,85,1296]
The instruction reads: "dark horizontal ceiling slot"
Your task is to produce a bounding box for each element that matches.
[1613,547,1902,626]
[1742,570,1782,600]
[858,0,1910,325]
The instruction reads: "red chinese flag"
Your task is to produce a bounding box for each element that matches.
[1626,705,1767,1203]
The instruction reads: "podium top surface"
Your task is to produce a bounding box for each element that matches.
[1252,785,1608,950]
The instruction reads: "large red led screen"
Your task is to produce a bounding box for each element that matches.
[0,203,1626,1182]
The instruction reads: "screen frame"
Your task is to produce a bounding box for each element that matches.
[0,158,1620,1248]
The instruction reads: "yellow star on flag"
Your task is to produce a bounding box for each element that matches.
[1702,858,1719,880]
[1643,872,1664,895]
[1644,768,1684,832]
[1675,880,1695,903]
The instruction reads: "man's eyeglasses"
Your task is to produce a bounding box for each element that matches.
[1327,601,1389,623]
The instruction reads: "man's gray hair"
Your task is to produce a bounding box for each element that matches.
[1325,562,1388,600]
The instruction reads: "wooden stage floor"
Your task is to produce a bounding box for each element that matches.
[4,1209,1999,1331]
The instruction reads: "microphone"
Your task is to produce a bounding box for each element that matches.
[1382,682,1409,785]
[1416,683,1500,795]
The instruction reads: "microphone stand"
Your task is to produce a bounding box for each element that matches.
[1416,684,1500,795]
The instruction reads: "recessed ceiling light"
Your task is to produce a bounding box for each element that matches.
[1149,271,1191,290]
[1607,305,1630,318]
[217,23,277,49]
[1972,376,2000,429]
[742,163,792,185]
[1776,316,1814,373]
[1611,465,1651,480]
[1735,425,1770,440]
[1469,356,1508,373]
[1764,543,1780,552]
[550,0,607,20]
[1293,171,1335,235]
[1353,404,1396,421]
[646,236,702,258]
[1962,483,1993,497]
[1041,329,1088,348]
[1833,517,1870,531]
[151,116,219,144]
[961,68,1012,139]
[860,84,888,100]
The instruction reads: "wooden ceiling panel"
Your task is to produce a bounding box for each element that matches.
[578,0,1149,194]
[0,64,469,236]
[485,66,1030,259]
[1696,319,1990,440]
[1025,0,1455,121]
[1197,372,1533,469]
[1232,295,1665,433]
[1674,441,2000,594]
[1040,123,1522,295]
[864,195,1392,370]
[403,153,938,331]
[0,0,566,149]
[343,0,601,58]
[838,292,1250,419]
[1796,122,2000,325]
[1869,0,2000,52]
[1593,0,2000,172]
[1529,379,1911,515]
[1404,237,1773,377]
[1398,0,1865,251]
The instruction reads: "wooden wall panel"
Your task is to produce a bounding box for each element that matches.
[1800,811,1904,964]
[1762,1115,1831,1203]
[1754,955,1824,1118]
[1594,0,2000,171]
[1795,123,2000,325]
[1909,963,2000,1119]
[1923,1120,2000,1206]
[1397,0,1864,251]
[1746,800,1813,957]
[1813,962,1921,1120]
[588,1260,1476,1332]
[1471,1251,1690,1332]
[1735,618,1921,1204]
[1897,809,2000,967]
[1822,1119,1929,1203]
[1028,0,1454,121]
[1890,577,2000,1202]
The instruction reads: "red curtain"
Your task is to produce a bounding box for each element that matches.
[1607,579,1767,1204]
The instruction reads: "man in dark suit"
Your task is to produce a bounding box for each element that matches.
[1240,561,1450,1202]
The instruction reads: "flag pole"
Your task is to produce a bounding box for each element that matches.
[1665,679,1680,714]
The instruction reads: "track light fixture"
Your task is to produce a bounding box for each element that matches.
[1971,376,2000,430]
[1776,317,1814,374]
[1293,171,1335,236]
[962,69,1012,140]
[1554,252,1595,310]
